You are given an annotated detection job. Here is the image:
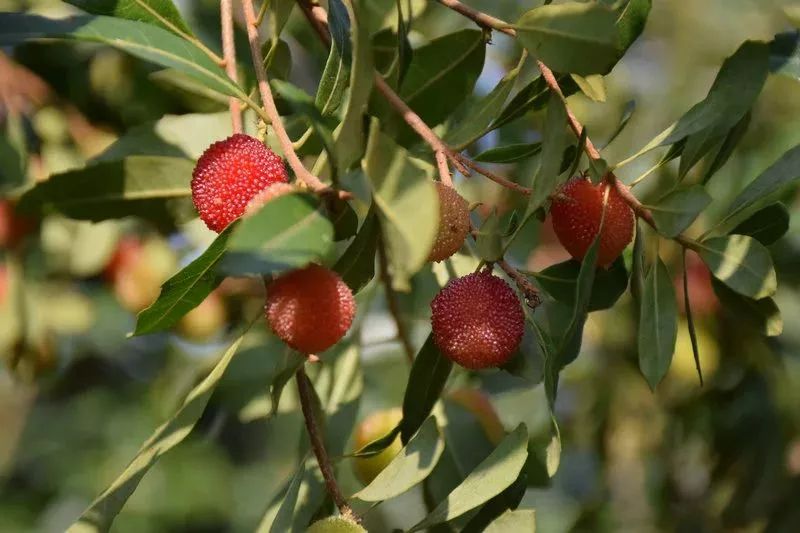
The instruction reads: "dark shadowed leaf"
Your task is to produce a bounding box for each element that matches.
[0,14,245,98]
[622,41,768,162]
[68,327,251,532]
[347,424,402,459]
[532,256,628,311]
[647,185,712,237]
[696,235,777,299]
[711,279,783,337]
[714,144,800,232]
[409,424,529,532]
[401,335,452,443]
[615,0,651,52]
[134,225,234,336]
[334,207,380,293]
[445,55,523,149]
[638,258,677,390]
[18,156,195,225]
[220,193,333,276]
[769,31,800,82]
[473,143,542,164]
[354,416,444,502]
[515,2,620,76]
[702,111,751,183]
[490,74,578,132]
[731,203,790,245]
[65,0,194,36]
[328,0,352,64]
[681,251,704,386]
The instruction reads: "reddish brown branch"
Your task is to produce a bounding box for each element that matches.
[221,0,243,134]
[296,367,359,523]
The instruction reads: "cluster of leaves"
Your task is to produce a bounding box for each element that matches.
[1,0,799,531]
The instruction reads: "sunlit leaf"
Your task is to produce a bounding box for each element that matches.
[527,95,569,213]
[66,0,195,36]
[696,235,777,299]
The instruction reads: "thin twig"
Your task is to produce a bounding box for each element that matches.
[296,367,360,523]
[241,0,343,196]
[376,232,415,364]
[221,0,243,134]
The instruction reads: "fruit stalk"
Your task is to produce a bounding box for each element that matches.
[220,0,242,134]
[240,0,339,196]
[295,367,360,523]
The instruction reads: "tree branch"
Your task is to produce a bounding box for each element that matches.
[221,0,242,134]
[434,0,699,247]
[295,367,359,523]
[240,0,347,198]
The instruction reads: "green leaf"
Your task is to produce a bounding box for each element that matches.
[0,14,244,99]
[65,0,195,36]
[220,193,334,276]
[702,111,751,183]
[681,251,704,386]
[714,144,800,233]
[571,73,606,102]
[133,226,234,336]
[390,29,485,143]
[603,100,636,149]
[473,143,542,164]
[96,112,231,162]
[515,2,620,76]
[409,424,529,532]
[476,210,503,263]
[637,258,678,390]
[328,0,353,64]
[711,279,783,337]
[532,257,629,311]
[333,0,374,173]
[630,223,646,305]
[354,416,444,502]
[363,123,438,291]
[731,203,790,245]
[484,510,537,533]
[490,74,578,132]
[316,45,350,116]
[695,235,777,299]
[347,424,402,458]
[615,0,651,52]
[67,328,251,533]
[265,456,309,533]
[18,156,194,225]
[401,335,452,443]
[769,31,800,82]
[333,207,380,293]
[646,185,712,238]
[445,54,524,149]
[621,41,769,163]
[528,95,569,213]
[0,115,27,191]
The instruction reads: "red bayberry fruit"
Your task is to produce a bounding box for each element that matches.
[431,271,524,369]
[191,134,288,233]
[265,264,356,354]
[549,177,634,268]
[428,182,470,262]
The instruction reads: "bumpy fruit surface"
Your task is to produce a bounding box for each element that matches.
[352,407,403,485]
[549,177,634,268]
[431,271,524,369]
[428,182,470,262]
[265,264,355,353]
[191,134,288,233]
[307,516,366,533]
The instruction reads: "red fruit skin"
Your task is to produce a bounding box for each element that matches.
[550,177,634,268]
[191,134,288,233]
[0,200,37,249]
[430,271,525,369]
[265,264,356,354]
[103,236,142,283]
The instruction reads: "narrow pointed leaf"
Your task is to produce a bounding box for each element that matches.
[731,203,790,245]
[66,0,194,36]
[401,335,452,443]
[474,143,542,164]
[333,207,380,293]
[638,258,678,390]
[647,185,711,238]
[528,95,569,213]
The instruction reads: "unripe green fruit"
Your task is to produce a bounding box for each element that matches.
[306,516,366,533]
[177,291,227,341]
[352,407,403,485]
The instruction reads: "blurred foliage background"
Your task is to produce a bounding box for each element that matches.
[1,0,800,532]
